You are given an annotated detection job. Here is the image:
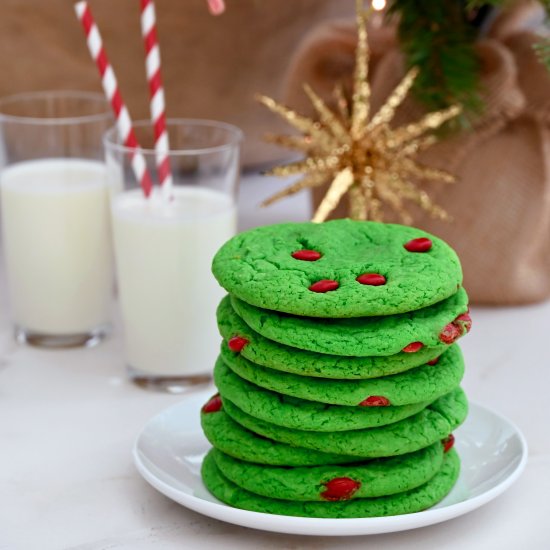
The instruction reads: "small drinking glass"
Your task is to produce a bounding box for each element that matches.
[104,119,242,393]
[0,91,114,348]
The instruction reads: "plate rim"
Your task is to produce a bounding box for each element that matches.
[133,393,528,536]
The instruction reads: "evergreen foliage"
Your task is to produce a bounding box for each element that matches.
[386,1,549,111]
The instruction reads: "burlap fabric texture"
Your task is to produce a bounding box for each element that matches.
[0,0,353,167]
[283,1,550,305]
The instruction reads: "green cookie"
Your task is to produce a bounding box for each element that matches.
[202,449,460,518]
[211,443,444,501]
[214,357,430,431]
[212,220,463,318]
[201,403,364,466]
[217,295,445,379]
[222,387,468,458]
[231,287,469,357]
[219,344,464,407]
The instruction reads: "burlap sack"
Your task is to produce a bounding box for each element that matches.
[0,0,353,167]
[283,1,550,305]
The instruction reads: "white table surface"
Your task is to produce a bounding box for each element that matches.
[1,174,549,550]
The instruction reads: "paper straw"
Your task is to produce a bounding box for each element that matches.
[75,1,153,198]
[140,0,173,200]
[207,0,225,15]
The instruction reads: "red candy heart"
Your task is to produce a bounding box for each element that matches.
[356,273,386,286]
[228,336,249,352]
[292,249,322,261]
[359,395,390,407]
[404,237,432,252]
[321,477,361,501]
[454,313,472,333]
[402,341,424,353]
[439,323,462,344]
[442,434,455,453]
[202,394,222,413]
[427,356,440,366]
[309,279,339,293]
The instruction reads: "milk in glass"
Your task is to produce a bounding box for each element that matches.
[111,186,235,376]
[1,158,112,335]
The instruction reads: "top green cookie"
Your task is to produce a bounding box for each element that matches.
[212,220,462,318]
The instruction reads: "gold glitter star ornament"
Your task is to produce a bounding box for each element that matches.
[258,0,462,224]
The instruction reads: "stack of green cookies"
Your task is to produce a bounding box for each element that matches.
[200,219,471,518]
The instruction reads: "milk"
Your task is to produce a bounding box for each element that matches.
[111,186,236,377]
[0,159,112,335]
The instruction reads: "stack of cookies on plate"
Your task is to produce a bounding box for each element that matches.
[200,219,471,518]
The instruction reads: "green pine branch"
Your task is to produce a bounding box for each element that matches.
[386,0,550,117]
[387,0,482,114]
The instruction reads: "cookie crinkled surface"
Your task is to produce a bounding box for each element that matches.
[221,387,468,458]
[201,403,365,466]
[212,220,463,318]
[202,449,461,518]
[211,443,444,501]
[218,344,464,407]
[216,295,446,378]
[203,220,469,519]
[230,287,469,356]
[213,357,432,431]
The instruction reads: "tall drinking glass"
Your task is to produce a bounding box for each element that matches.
[104,119,242,393]
[0,91,114,348]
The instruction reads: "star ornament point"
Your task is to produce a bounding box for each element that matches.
[259,6,462,224]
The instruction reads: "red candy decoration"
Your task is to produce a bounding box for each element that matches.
[321,477,361,501]
[427,356,440,366]
[439,312,473,344]
[356,273,386,286]
[309,279,339,293]
[439,323,462,344]
[202,394,222,413]
[404,237,432,252]
[292,249,322,261]
[402,341,424,353]
[359,395,390,407]
[442,434,455,453]
[228,336,249,352]
[454,313,472,333]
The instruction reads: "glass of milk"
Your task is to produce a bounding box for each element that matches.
[0,91,114,348]
[104,119,241,393]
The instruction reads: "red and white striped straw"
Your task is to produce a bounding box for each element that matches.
[140,0,173,200]
[75,1,153,198]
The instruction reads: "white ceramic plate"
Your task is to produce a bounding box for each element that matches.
[133,388,528,536]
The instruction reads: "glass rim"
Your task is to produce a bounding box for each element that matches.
[103,118,243,156]
[0,90,112,125]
